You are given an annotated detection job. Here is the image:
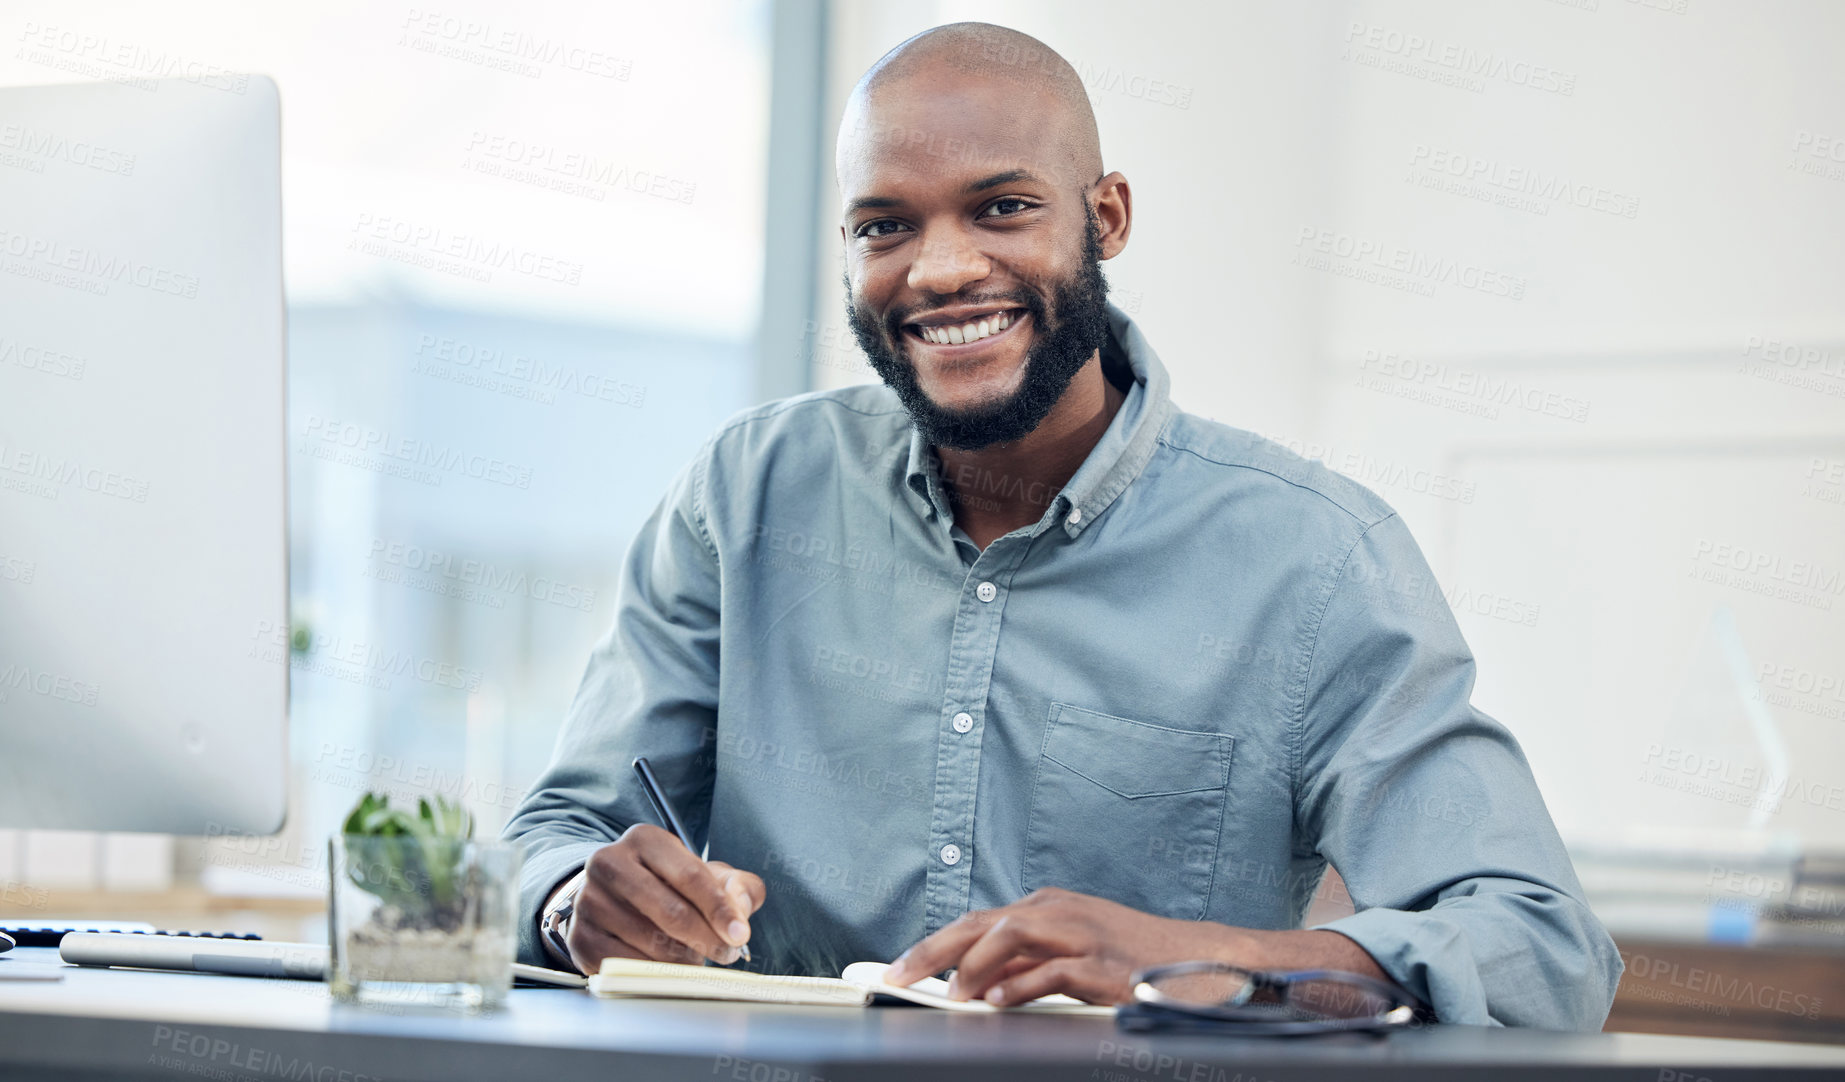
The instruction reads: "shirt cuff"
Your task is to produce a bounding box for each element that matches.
[1311,906,1493,1026]
[516,839,605,968]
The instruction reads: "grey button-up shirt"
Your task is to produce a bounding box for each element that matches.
[504,303,1622,1029]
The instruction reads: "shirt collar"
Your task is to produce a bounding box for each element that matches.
[902,300,1174,539]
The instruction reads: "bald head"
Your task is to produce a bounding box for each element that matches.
[838,22,1102,194]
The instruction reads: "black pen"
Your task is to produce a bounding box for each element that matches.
[631,756,751,964]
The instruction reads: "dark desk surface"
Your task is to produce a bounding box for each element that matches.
[3,948,1845,1081]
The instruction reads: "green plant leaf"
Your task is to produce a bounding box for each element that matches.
[339,791,475,929]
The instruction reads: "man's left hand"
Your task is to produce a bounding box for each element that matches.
[882,887,1211,1006]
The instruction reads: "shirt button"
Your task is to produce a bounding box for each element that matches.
[952,712,973,733]
[939,844,962,866]
[1067,506,1083,525]
[976,581,997,603]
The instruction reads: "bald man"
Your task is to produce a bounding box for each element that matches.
[504,23,1622,1030]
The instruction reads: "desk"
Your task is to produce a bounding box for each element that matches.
[3,948,1844,1082]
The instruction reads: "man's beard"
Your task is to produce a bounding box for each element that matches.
[846,207,1112,452]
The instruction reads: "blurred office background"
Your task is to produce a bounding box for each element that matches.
[3,0,1843,1041]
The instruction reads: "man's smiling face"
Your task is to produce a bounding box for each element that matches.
[837,74,1117,451]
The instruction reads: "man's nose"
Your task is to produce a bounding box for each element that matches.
[907,225,990,296]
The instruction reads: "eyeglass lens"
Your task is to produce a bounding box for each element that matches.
[1144,967,1396,1021]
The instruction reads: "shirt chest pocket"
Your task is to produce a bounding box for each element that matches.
[1022,703,1234,922]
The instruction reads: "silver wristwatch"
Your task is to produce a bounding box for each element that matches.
[540,868,588,970]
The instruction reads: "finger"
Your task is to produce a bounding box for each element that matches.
[576,885,701,964]
[986,955,1041,988]
[947,913,1066,1002]
[885,909,999,987]
[565,907,649,975]
[614,864,741,963]
[715,867,766,915]
[705,870,757,952]
[580,855,711,962]
[705,862,763,918]
[987,957,1121,1007]
[633,829,752,947]
[577,879,716,965]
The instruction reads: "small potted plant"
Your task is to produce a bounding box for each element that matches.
[328,792,521,1009]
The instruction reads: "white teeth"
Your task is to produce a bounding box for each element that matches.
[917,311,1016,345]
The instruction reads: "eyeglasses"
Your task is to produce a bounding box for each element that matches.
[1118,961,1428,1036]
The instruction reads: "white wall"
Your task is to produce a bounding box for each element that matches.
[814,0,1845,852]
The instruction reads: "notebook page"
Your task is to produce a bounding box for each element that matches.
[841,962,1117,1015]
[590,958,869,1007]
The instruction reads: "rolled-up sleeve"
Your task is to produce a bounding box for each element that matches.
[1296,513,1622,1030]
[500,442,723,966]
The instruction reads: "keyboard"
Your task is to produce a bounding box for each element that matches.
[58,932,588,988]
[0,921,260,948]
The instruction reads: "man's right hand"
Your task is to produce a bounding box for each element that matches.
[563,823,765,973]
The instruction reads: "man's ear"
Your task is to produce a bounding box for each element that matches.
[1093,171,1133,260]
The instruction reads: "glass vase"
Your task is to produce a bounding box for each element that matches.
[327,834,521,1010]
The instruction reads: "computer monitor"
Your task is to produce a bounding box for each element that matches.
[0,75,287,834]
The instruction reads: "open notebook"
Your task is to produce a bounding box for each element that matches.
[588,958,1116,1014]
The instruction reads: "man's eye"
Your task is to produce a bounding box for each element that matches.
[859,219,906,239]
[980,198,1033,218]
